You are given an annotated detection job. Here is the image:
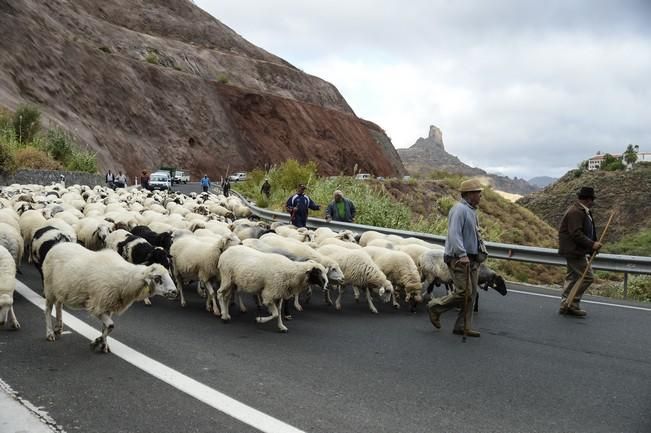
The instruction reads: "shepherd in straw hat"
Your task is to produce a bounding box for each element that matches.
[427,178,484,337]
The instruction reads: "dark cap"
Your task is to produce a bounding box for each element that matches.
[297,184,306,189]
[577,186,596,199]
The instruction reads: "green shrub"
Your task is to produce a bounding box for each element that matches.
[145,51,159,65]
[45,127,74,164]
[13,104,41,144]
[66,149,98,173]
[0,142,16,173]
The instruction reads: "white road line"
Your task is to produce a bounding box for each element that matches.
[16,281,306,433]
[508,288,651,311]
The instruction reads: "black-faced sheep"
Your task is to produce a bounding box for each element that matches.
[42,243,178,353]
[130,225,174,251]
[31,225,75,280]
[475,263,508,312]
[0,245,20,330]
[216,246,327,332]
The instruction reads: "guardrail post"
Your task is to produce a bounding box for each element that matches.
[623,272,629,299]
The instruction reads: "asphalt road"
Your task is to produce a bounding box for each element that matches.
[1,183,649,433]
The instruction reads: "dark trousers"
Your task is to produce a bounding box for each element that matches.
[202,186,209,193]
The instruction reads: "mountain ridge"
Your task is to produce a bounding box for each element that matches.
[397,125,539,195]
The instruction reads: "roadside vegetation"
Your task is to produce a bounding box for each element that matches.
[236,160,649,302]
[0,105,97,174]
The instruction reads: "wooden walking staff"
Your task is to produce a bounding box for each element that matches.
[462,263,471,343]
[563,210,615,309]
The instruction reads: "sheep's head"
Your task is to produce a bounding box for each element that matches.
[375,280,394,303]
[306,262,328,292]
[145,265,178,300]
[326,264,344,285]
[492,275,507,296]
[148,247,171,270]
[404,281,424,304]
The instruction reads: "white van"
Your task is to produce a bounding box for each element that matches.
[355,173,372,180]
[148,172,172,191]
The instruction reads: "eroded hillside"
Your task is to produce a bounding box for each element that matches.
[0,0,405,179]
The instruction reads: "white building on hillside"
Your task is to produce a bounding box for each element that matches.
[587,148,650,170]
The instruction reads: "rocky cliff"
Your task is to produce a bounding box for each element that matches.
[397,125,538,195]
[0,0,405,179]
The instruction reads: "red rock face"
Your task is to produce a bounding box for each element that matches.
[0,0,405,180]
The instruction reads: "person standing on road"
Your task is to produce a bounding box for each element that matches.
[106,170,114,189]
[261,178,271,199]
[325,190,356,223]
[222,178,231,197]
[427,178,484,337]
[201,174,211,193]
[557,186,601,317]
[140,170,149,190]
[286,183,320,228]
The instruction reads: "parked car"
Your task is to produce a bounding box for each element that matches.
[148,172,172,191]
[355,173,372,180]
[173,170,190,184]
[228,172,247,182]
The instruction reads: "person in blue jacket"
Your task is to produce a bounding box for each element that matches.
[201,174,211,193]
[285,184,320,228]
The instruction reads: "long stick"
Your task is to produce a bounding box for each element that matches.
[462,263,470,343]
[563,210,615,309]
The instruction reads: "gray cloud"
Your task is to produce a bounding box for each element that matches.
[195,0,651,178]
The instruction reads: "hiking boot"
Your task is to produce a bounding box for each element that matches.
[453,329,481,337]
[567,307,587,317]
[428,307,441,329]
[559,305,569,315]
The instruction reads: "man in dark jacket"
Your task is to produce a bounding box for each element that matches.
[557,186,602,316]
[261,179,271,199]
[325,190,356,223]
[286,184,320,228]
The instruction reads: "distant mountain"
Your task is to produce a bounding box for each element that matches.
[397,125,539,195]
[528,176,557,188]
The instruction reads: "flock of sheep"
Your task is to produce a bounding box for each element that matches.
[0,182,506,353]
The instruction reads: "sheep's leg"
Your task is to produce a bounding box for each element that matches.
[196,281,206,298]
[352,286,360,303]
[305,286,312,305]
[256,296,279,324]
[91,313,114,353]
[421,277,434,299]
[174,270,187,307]
[143,297,152,306]
[237,292,247,313]
[203,280,221,317]
[45,300,56,341]
[366,288,379,314]
[0,308,6,327]
[391,290,400,309]
[335,285,344,311]
[293,293,303,312]
[275,299,288,333]
[216,284,232,322]
[53,302,63,335]
[324,285,333,306]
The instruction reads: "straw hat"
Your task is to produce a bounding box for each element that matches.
[460,178,483,193]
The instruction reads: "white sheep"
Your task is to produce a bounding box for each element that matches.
[317,237,362,249]
[42,242,178,353]
[0,208,21,233]
[316,245,393,314]
[216,246,327,332]
[246,237,345,309]
[362,246,424,308]
[170,233,240,313]
[75,217,113,250]
[0,245,20,330]
[358,230,387,247]
[0,222,24,268]
[312,227,357,245]
[395,244,453,296]
[274,225,314,242]
[19,209,48,261]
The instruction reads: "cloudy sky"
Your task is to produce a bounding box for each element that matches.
[194,0,651,179]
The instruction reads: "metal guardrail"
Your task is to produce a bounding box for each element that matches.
[231,191,651,278]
